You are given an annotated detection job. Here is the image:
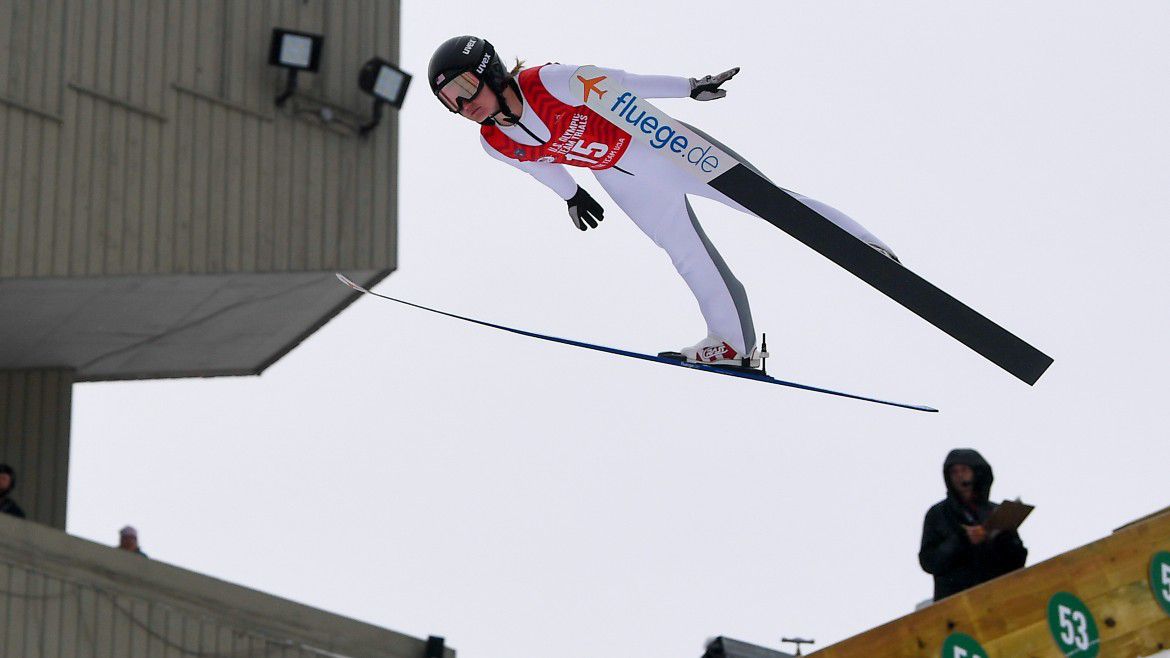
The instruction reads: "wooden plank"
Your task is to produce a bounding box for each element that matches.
[810,511,1170,657]
[979,580,1168,657]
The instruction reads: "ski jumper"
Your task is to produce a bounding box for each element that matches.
[481,64,891,355]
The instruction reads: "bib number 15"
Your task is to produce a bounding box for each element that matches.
[564,140,608,165]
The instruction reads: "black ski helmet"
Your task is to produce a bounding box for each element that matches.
[427,35,517,124]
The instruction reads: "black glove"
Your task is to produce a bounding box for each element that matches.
[566,186,604,231]
[689,67,740,101]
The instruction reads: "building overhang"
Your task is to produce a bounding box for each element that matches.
[0,270,387,381]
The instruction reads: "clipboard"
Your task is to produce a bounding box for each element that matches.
[985,499,1034,532]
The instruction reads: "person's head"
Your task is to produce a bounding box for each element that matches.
[942,448,993,504]
[0,464,14,497]
[428,36,519,125]
[119,526,139,550]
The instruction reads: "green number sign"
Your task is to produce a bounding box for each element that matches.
[941,632,987,658]
[1151,551,1170,616]
[1047,592,1100,657]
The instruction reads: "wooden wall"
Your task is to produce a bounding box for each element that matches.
[811,510,1170,657]
[0,0,400,279]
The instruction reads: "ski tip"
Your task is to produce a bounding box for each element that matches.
[335,272,368,294]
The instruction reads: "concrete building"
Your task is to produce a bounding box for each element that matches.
[0,2,429,654]
[1,0,397,527]
[0,514,447,658]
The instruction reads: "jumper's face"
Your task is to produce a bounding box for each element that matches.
[0,473,10,493]
[458,83,497,123]
[948,463,975,502]
[436,71,496,123]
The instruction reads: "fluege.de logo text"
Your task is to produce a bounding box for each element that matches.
[610,92,720,173]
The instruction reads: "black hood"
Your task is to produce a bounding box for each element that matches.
[943,448,993,503]
[0,463,14,497]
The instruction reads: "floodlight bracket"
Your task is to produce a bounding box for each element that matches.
[275,69,299,107]
[359,99,385,137]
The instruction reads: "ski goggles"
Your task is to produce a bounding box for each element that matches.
[434,71,484,113]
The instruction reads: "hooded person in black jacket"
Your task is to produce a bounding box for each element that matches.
[918,448,1027,601]
[0,464,26,519]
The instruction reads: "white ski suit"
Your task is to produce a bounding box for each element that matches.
[480,64,890,355]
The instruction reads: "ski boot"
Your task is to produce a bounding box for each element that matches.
[659,333,769,373]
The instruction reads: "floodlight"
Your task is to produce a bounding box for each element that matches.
[268,28,324,106]
[357,57,412,135]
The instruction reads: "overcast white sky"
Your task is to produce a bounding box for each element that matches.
[66,2,1170,657]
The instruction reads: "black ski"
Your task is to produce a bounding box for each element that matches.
[573,67,1053,385]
